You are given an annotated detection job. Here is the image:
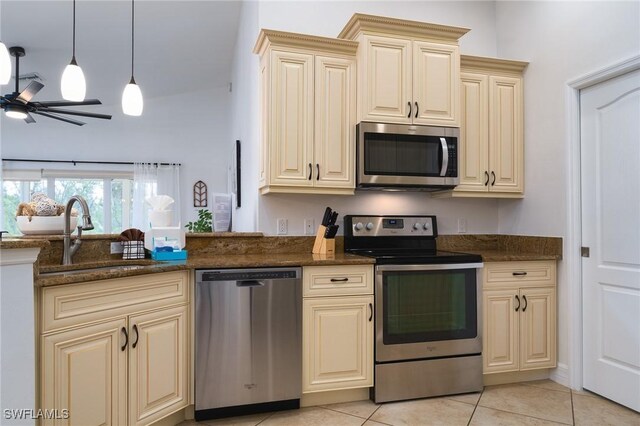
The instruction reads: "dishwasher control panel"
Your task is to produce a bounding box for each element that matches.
[197,268,300,282]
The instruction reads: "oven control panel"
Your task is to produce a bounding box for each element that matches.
[348,216,436,237]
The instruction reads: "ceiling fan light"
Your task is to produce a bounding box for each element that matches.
[61,59,86,101]
[122,79,143,116]
[5,104,28,120]
[0,42,11,85]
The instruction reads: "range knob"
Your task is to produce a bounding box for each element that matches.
[354,222,364,231]
[413,223,422,230]
[423,223,430,230]
[365,222,374,231]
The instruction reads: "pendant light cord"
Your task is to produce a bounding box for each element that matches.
[72,0,76,58]
[131,0,135,78]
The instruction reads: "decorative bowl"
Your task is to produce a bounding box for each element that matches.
[16,214,78,235]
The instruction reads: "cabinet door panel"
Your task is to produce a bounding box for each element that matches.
[520,287,556,370]
[314,55,356,188]
[41,318,127,426]
[360,35,411,123]
[483,289,519,373]
[456,72,489,192]
[270,50,314,186]
[413,41,460,126]
[489,75,523,193]
[129,306,188,426]
[303,296,373,392]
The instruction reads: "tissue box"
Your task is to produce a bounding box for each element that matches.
[151,250,188,261]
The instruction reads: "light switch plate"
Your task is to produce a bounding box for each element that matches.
[457,218,467,234]
[110,242,124,254]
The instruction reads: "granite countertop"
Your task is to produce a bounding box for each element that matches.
[36,253,376,286]
[0,238,51,249]
[466,250,561,262]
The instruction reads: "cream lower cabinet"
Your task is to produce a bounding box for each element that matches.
[302,265,374,393]
[432,55,529,199]
[40,271,190,426]
[254,30,357,195]
[483,261,557,374]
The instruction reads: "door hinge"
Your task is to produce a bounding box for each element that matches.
[581,247,590,257]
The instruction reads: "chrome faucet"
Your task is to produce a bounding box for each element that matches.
[62,195,94,265]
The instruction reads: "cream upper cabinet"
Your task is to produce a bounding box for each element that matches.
[433,55,528,199]
[483,261,557,375]
[254,30,357,195]
[302,265,374,393]
[40,271,190,426]
[339,14,468,127]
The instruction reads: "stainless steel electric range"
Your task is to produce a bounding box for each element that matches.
[344,215,484,403]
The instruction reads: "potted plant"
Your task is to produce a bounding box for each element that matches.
[185,209,212,233]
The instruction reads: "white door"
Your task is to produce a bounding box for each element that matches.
[581,68,640,412]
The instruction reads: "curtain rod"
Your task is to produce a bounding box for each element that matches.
[2,158,181,166]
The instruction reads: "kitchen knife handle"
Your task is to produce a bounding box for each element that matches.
[515,295,520,312]
[121,327,128,351]
[415,102,419,118]
[407,101,412,118]
[369,303,373,321]
[308,163,312,180]
[316,164,319,180]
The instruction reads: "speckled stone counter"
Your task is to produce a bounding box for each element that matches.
[0,238,50,250]
[437,234,562,262]
[36,253,374,286]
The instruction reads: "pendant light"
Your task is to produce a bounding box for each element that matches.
[122,0,143,116]
[60,0,86,101]
[0,41,11,85]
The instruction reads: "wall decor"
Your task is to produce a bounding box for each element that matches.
[193,180,208,207]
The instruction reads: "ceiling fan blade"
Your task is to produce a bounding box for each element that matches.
[24,113,36,124]
[32,111,85,126]
[38,107,112,120]
[35,99,102,107]
[16,81,45,104]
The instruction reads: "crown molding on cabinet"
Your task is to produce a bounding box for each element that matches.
[253,29,359,57]
[461,55,529,74]
[338,13,470,42]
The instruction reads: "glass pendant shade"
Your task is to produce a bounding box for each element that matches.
[0,42,11,85]
[61,58,86,101]
[5,105,28,119]
[122,78,143,116]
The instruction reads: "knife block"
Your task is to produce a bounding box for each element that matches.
[312,225,335,255]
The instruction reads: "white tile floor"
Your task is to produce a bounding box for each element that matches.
[178,381,640,426]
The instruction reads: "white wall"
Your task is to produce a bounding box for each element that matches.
[495,0,640,379]
[230,0,260,232]
[250,0,502,235]
[0,86,232,226]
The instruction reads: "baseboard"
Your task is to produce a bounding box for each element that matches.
[550,363,570,388]
[149,407,187,426]
[483,369,550,386]
[301,388,370,407]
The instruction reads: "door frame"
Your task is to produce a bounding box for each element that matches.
[564,54,640,390]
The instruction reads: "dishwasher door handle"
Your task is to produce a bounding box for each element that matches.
[236,280,265,287]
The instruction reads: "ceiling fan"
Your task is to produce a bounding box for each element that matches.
[0,46,112,126]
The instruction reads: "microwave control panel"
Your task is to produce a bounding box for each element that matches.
[349,216,435,237]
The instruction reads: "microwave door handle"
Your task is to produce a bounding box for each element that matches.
[440,137,449,177]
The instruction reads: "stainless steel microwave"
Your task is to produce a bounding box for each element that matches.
[356,122,459,190]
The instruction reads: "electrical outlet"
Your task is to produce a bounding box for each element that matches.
[304,218,315,235]
[457,218,467,234]
[110,242,124,254]
[277,218,288,235]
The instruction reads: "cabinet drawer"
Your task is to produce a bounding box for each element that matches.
[42,271,189,333]
[484,261,556,289]
[303,265,373,297]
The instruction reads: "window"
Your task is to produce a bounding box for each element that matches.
[1,172,133,236]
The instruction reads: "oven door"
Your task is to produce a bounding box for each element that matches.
[375,263,482,362]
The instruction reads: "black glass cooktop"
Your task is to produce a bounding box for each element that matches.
[347,248,483,265]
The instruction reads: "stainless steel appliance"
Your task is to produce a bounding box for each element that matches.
[357,122,459,190]
[195,268,302,420]
[344,215,483,403]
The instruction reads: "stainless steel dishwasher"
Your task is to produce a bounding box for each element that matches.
[195,267,302,421]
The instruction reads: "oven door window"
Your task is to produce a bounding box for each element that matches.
[364,133,443,177]
[382,269,477,344]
